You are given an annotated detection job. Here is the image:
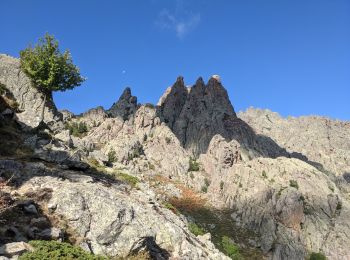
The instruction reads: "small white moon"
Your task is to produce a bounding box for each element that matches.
[122,70,126,74]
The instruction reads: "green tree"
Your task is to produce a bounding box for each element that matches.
[20,33,85,98]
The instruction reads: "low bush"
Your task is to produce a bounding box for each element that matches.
[221,236,242,259]
[189,222,206,236]
[65,121,88,137]
[188,157,200,172]
[0,82,7,95]
[201,185,208,193]
[289,180,299,189]
[107,149,117,163]
[19,240,106,260]
[309,252,327,260]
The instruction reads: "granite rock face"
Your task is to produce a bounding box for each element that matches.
[0,54,62,130]
[239,108,350,176]
[0,160,229,260]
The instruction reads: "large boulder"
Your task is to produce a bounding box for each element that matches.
[0,54,63,131]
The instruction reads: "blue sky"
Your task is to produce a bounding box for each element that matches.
[1,0,349,120]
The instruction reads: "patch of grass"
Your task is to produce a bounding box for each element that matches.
[188,157,200,172]
[19,240,106,260]
[221,236,242,259]
[116,172,139,188]
[163,201,178,214]
[289,180,299,189]
[308,252,327,260]
[262,170,267,179]
[189,222,206,236]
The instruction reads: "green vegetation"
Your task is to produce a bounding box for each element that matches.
[165,137,171,144]
[107,149,117,164]
[0,82,7,95]
[204,178,211,187]
[20,33,84,97]
[127,148,143,161]
[189,222,206,236]
[289,180,299,189]
[65,121,88,137]
[115,172,139,187]
[308,252,327,260]
[189,172,194,179]
[188,157,200,172]
[144,103,155,109]
[19,240,105,260]
[221,236,242,259]
[169,190,263,259]
[220,181,224,190]
[201,185,208,193]
[336,201,342,211]
[163,201,178,214]
[262,170,267,179]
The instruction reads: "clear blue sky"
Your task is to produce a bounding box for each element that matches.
[1,0,349,120]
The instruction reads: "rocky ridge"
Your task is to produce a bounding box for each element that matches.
[1,55,350,260]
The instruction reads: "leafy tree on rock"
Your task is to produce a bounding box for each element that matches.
[20,33,85,99]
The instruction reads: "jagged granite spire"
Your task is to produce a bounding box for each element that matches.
[108,87,137,120]
[158,75,245,155]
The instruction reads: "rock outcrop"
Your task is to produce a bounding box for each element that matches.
[0,159,229,260]
[0,54,62,130]
[239,108,350,176]
[108,87,138,120]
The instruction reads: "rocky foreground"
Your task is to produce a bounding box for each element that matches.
[0,54,349,259]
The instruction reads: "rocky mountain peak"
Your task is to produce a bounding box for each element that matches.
[108,87,137,120]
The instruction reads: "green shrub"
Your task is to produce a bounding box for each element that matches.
[309,252,327,260]
[220,181,224,190]
[165,137,171,144]
[145,103,155,109]
[189,222,206,236]
[107,149,117,163]
[65,121,88,137]
[189,172,194,179]
[204,178,211,187]
[0,82,7,95]
[336,201,342,211]
[289,180,299,189]
[201,185,208,193]
[262,170,267,179]
[19,240,105,260]
[188,157,200,172]
[221,236,241,259]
